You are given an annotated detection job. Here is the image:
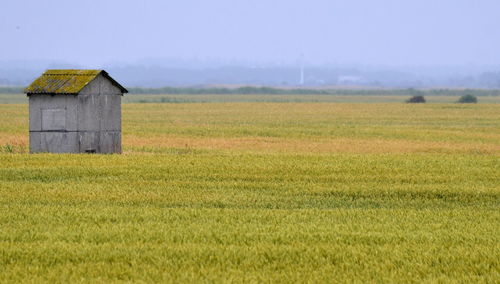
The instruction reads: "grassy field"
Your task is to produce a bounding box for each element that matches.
[2,93,500,104]
[0,98,499,282]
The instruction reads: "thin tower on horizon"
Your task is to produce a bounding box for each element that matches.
[299,54,305,86]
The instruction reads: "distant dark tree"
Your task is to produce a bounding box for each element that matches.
[406,95,426,103]
[457,94,478,103]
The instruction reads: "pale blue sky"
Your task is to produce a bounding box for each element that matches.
[1,0,499,67]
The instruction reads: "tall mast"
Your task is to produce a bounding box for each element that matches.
[299,54,305,85]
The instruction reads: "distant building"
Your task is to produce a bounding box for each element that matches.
[337,75,362,85]
[25,70,128,153]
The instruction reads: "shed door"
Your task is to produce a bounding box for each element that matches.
[41,109,66,131]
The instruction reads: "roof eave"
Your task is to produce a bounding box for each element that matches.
[100,71,128,94]
[26,92,78,96]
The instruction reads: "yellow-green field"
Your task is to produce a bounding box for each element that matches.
[1,93,500,104]
[0,99,499,282]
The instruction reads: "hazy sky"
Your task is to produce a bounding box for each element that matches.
[1,0,499,67]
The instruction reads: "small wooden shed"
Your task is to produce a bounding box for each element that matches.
[25,69,128,154]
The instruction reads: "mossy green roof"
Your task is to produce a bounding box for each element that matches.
[25,69,128,95]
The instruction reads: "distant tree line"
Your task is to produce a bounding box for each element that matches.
[114,87,500,96]
[2,86,500,96]
[0,87,25,94]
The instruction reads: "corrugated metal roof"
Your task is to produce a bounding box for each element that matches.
[25,69,128,95]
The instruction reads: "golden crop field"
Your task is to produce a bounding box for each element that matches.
[0,99,499,282]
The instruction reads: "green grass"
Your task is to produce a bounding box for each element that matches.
[2,93,500,104]
[123,94,500,104]
[0,99,499,282]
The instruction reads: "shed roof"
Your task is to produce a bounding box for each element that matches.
[25,69,128,95]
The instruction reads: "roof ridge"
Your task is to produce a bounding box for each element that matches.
[44,73,98,76]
